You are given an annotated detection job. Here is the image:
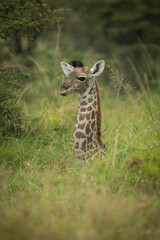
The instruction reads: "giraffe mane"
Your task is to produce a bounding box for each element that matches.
[70,60,84,68]
[95,79,106,149]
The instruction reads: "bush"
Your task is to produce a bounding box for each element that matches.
[0,67,30,135]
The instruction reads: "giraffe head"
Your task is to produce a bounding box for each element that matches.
[59,60,105,96]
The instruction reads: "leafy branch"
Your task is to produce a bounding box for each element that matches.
[0,0,67,39]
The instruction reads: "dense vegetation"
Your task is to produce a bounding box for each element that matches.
[0,0,160,239]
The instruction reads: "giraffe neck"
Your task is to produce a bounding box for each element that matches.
[73,78,100,161]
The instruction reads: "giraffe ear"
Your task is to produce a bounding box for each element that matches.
[90,60,105,76]
[61,62,73,75]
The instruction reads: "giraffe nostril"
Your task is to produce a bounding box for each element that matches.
[62,84,67,90]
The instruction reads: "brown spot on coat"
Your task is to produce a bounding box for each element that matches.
[87,133,93,143]
[80,101,87,106]
[81,140,86,152]
[87,106,92,111]
[79,115,84,121]
[91,121,95,129]
[87,136,92,144]
[85,113,90,120]
[88,97,92,103]
[91,111,95,119]
[85,123,90,135]
[78,123,85,129]
[80,108,86,112]
[75,132,85,138]
[93,101,97,108]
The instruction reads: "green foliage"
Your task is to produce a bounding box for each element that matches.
[56,0,160,86]
[0,0,66,39]
[0,66,31,134]
[0,0,66,134]
[58,0,160,47]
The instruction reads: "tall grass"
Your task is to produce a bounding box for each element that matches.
[0,39,160,240]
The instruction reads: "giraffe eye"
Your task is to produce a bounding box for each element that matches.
[78,77,86,82]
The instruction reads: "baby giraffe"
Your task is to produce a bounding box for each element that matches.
[59,60,106,162]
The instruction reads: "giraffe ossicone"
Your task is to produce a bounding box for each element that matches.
[59,60,106,162]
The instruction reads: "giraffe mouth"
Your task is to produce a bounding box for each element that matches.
[61,92,67,96]
[59,89,68,96]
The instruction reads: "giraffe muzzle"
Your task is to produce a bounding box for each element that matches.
[59,91,67,96]
[59,84,68,96]
[59,89,68,96]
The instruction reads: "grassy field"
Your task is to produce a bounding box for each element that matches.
[0,42,160,240]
